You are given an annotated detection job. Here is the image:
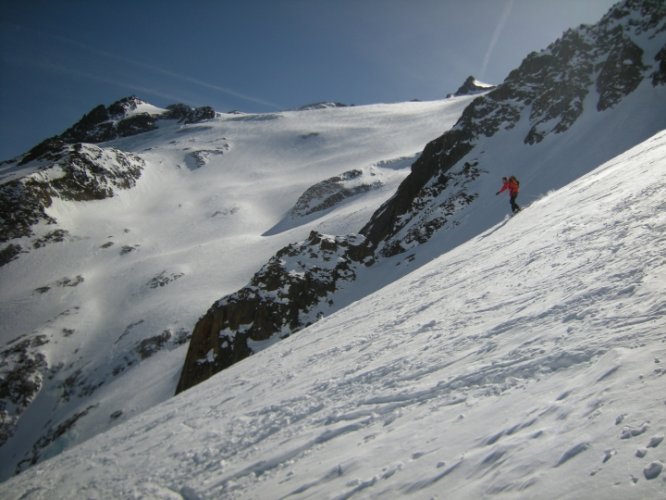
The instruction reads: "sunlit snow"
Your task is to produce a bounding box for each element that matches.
[1,130,664,499]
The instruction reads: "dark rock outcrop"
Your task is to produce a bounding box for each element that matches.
[164,103,216,123]
[362,0,665,248]
[59,96,157,144]
[298,102,349,111]
[449,76,496,97]
[19,138,67,166]
[291,169,382,217]
[0,335,49,447]
[16,97,216,166]
[360,129,477,252]
[1,144,144,243]
[58,97,217,145]
[176,232,373,393]
[654,46,666,85]
[14,404,97,475]
[0,244,23,267]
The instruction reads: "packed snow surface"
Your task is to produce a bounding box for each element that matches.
[2,131,664,498]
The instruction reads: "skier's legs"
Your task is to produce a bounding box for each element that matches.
[510,194,520,213]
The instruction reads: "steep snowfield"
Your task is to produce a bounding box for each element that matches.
[2,130,663,499]
[0,97,475,478]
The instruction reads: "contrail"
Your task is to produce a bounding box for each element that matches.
[3,55,191,105]
[480,0,514,79]
[7,25,283,110]
[78,43,284,110]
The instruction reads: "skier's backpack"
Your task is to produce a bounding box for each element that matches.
[510,176,520,188]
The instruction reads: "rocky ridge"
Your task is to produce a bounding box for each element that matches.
[0,97,216,266]
[47,96,214,149]
[1,324,191,475]
[291,169,383,218]
[16,97,214,167]
[448,75,496,97]
[0,144,144,264]
[297,102,350,111]
[0,96,215,469]
[362,0,666,253]
[176,232,373,392]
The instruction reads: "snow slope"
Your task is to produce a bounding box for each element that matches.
[2,129,664,499]
[2,0,665,480]
[176,0,666,396]
[0,96,475,478]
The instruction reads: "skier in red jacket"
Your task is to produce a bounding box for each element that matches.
[496,176,521,213]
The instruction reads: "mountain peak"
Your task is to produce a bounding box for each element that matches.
[107,96,145,117]
[57,96,165,145]
[449,75,496,97]
[14,98,216,166]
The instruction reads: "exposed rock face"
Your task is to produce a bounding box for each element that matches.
[360,130,477,253]
[291,169,382,217]
[654,46,666,84]
[18,97,216,166]
[163,103,216,124]
[1,319,190,475]
[18,138,67,166]
[15,404,97,474]
[0,244,22,267]
[185,146,230,170]
[176,232,374,393]
[298,102,349,111]
[59,96,157,144]
[0,144,144,245]
[1,96,217,267]
[450,76,496,97]
[0,335,49,448]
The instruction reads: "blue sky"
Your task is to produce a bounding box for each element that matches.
[0,0,618,161]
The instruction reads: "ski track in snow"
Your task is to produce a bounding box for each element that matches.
[1,131,665,499]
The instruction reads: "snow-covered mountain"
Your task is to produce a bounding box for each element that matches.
[1,127,664,499]
[0,89,475,477]
[176,0,666,393]
[0,0,664,489]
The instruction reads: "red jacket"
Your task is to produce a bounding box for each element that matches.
[498,178,519,197]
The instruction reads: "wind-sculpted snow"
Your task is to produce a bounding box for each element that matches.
[1,0,665,483]
[2,130,664,499]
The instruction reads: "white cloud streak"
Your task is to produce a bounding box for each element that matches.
[479,0,514,79]
[7,25,282,110]
[1,53,191,104]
